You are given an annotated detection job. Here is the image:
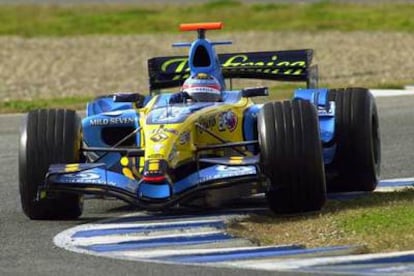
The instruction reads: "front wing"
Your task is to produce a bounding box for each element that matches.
[42,158,263,210]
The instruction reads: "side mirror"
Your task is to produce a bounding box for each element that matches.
[241,87,269,98]
[113,93,146,108]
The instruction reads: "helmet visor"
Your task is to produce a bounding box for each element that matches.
[183,86,221,102]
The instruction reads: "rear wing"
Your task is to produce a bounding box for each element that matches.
[148,49,318,91]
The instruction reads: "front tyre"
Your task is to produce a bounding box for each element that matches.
[258,100,326,214]
[327,88,381,192]
[19,109,83,220]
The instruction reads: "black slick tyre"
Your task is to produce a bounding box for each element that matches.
[19,109,83,220]
[326,88,381,192]
[258,100,326,214]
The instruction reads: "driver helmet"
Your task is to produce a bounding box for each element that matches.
[181,73,222,102]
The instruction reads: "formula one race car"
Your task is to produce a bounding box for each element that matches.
[19,22,381,219]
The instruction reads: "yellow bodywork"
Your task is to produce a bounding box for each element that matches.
[132,95,255,177]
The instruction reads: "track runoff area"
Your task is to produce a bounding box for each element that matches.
[54,89,414,275]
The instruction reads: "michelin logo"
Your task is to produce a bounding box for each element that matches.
[198,165,256,183]
[59,172,106,184]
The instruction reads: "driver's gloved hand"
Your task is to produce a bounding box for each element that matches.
[169,91,190,104]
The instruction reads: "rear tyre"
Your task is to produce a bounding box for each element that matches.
[19,109,83,220]
[258,100,326,214]
[327,88,381,192]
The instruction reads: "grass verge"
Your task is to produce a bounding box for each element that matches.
[0,1,413,36]
[0,96,92,113]
[228,188,414,253]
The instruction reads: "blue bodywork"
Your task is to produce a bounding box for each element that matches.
[183,37,227,89]
[82,108,140,168]
[294,88,336,164]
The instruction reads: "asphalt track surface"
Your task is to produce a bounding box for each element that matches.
[1,95,414,275]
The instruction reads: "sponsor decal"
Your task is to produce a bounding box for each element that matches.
[218,110,238,132]
[147,103,214,125]
[215,165,255,178]
[64,172,101,180]
[168,145,178,162]
[59,171,111,185]
[56,169,119,186]
[199,165,255,182]
[153,143,164,153]
[197,115,216,133]
[150,107,187,124]
[150,132,168,142]
[178,131,191,145]
[216,165,253,173]
[221,54,305,74]
[158,54,307,81]
[318,101,335,116]
[90,117,134,126]
[161,58,190,78]
[150,127,178,142]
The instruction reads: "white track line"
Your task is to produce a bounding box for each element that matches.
[370,89,414,97]
[117,245,291,259]
[380,177,414,183]
[69,218,225,231]
[72,230,224,246]
[225,250,414,271]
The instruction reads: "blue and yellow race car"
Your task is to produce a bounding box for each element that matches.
[19,22,380,219]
